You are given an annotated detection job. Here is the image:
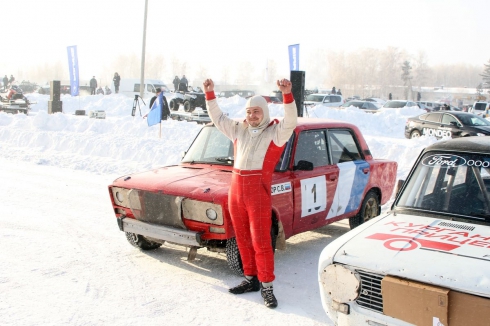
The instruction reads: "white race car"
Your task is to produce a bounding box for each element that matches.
[319,137,490,326]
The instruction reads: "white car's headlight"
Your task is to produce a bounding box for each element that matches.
[320,264,360,303]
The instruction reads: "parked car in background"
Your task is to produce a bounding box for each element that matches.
[318,137,490,326]
[346,95,361,101]
[381,100,419,109]
[405,111,490,139]
[416,101,441,112]
[471,101,490,117]
[362,97,386,106]
[339,100,380,112]
[261,95,283,104]
[117,78,170,100]
[304,93,344,107]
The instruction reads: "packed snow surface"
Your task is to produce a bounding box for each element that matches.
[0,92,439,325]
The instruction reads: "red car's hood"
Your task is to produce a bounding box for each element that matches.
[112,164,232,202]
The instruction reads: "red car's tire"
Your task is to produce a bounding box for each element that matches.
[125,232,162,250]
[349,190,380,230]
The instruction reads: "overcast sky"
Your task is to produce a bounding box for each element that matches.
[3,0,489,82]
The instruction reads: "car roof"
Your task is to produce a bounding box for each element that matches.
[424,137,490,154]
[420,111,478,118]
[224,117,359,131]
[294,117,357,130]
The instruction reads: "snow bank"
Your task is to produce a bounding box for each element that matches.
[0,93,436,180]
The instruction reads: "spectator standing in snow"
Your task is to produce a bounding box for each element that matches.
[9,75,15,87]
[172,76,180,92]
[179,75,188,92]
[337,89,342,96]
[145,87,170,120]
[113,72,121,94]
[331,86,336,95]
[203,77,297,309]
[90,76,97,95]
[3,75,8,90]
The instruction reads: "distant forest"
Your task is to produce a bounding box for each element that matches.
[19,47,485,99]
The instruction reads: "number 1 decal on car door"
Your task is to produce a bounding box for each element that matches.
[300,176,327,217]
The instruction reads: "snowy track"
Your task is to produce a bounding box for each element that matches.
[0,158,344,325]
[0,93,442,325]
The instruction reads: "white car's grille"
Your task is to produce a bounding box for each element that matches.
[355,270,383,312]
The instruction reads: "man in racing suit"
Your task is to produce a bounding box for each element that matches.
[203,78,297,308]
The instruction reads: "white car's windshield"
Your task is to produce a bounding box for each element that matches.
[396,151,490,222]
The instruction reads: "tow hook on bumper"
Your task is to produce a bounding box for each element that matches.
[117,216,203,247]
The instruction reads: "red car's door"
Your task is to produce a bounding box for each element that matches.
[291,129,339,232]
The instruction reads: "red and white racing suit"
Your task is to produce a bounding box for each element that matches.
[205,92,297,282]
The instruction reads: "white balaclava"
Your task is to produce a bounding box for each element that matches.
[245,95,270,135]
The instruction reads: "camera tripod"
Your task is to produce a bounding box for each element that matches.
[131,94,146,116]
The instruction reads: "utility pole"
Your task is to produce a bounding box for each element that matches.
[139,0,148,98]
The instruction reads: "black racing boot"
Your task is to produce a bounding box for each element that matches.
[229,276,260,294]
[261,283,278,308]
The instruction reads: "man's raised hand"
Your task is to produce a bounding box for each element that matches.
[203,79,214,92]
[277,79,292,94]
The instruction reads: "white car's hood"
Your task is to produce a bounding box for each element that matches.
[332,213,490,297]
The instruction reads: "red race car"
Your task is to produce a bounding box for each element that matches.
[108,118,397,274]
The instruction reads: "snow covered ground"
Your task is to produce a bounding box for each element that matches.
[0,92,437,325]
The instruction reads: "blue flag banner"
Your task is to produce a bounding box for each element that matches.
[288,44,300,71]
[66,45,79,96]
[147,92,163,127]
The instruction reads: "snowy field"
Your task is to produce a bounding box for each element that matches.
[0,92,438,325]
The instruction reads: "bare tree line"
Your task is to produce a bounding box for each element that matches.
[305,47,482,99]
[17,47,484,99]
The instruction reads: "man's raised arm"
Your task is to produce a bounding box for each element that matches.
[203,78,236,140]
[274,78,297,146]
